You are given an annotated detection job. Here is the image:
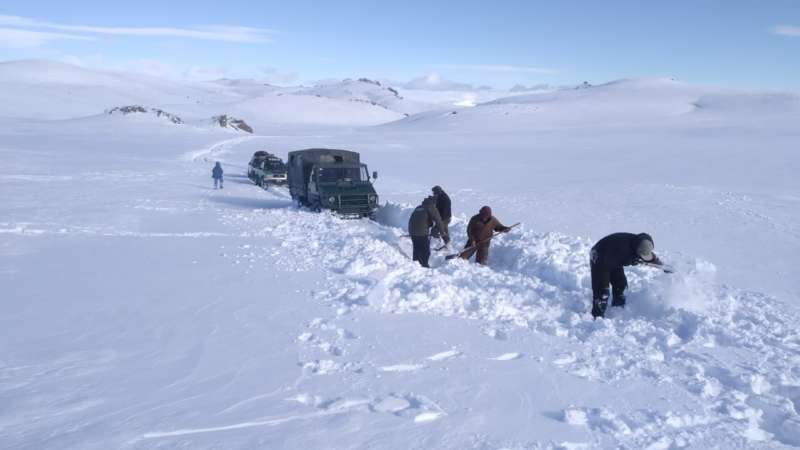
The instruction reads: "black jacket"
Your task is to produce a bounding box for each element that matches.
[435,191,452,221]
[591,232,659,269]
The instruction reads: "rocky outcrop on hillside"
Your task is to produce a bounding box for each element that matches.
[211,114,253,133]
[105,105,183,124]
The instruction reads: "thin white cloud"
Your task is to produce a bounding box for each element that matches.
[771,25,800,37]
[436,64,557,75]
[0,27,92,48]
[0,15,274,43]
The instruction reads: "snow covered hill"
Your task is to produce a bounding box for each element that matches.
[0,61,408,127]
[0,60,232,120]
[2,59,800,449]
[293,78,434,115]
[386,78,800,131]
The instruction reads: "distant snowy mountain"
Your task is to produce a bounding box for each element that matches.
[209,78,281,97]
[383,78,800,131]
[0,60,234,120]
[293,78,434,115]
[0,60,408,127]
[2,59,798,132]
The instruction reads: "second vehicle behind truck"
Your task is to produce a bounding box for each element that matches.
[248,151,287,187]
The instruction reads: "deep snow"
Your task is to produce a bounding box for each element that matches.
[2,61,800,449]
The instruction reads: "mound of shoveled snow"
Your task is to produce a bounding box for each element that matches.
[218,196,800,448]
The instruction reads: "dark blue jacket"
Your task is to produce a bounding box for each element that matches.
[212,164,223,179]
[591,232,659,269]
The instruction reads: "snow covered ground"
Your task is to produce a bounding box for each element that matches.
[2,61,800,449]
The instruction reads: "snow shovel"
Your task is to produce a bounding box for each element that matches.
[642,261,675,274]
[445,223,520,260]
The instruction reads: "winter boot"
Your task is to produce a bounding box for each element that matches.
[612,291,626,308]
[592,289,610,319]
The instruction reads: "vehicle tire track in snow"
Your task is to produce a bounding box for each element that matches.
[184,135,262,162]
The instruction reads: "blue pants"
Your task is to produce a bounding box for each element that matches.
[214,177,223,189]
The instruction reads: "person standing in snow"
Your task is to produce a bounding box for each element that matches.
[430,186,452,246]
[589,232,663,318]
[408,196,447,268]
[212,162,224,189]
[460,206,511,265]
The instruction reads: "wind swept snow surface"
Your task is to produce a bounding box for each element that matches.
[217,195,800,448]
[2,62,800,449]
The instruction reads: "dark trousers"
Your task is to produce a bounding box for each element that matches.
[461,242,490,265]
[431,218,451,244]
[411,235,431,268]
[214,177,223,189]
[590,262,628,301]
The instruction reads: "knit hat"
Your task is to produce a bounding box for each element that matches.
[637,238,654,261]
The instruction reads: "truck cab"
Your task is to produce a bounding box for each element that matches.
[288,149,379,218]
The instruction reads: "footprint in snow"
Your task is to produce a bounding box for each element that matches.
[482,327,507,340]
[489,352,522,361]
[414,412,444,423]
[553,353,577,365]
[373,396,412,414]
[427,350,461,361]
[297,332,314,342]
[336,328,357,339]
[306,392,444,424]
[379,364,424,373]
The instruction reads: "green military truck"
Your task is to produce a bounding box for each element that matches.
[287,149,379,218]
[248,151,287,187]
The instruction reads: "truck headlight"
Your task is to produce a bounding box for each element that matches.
[328,196,337,204]
[368,194,377,203]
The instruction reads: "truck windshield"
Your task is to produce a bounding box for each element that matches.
[318,167,364,182]
[265,160,286,171]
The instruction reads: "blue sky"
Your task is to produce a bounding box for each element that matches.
[1,0,799,89]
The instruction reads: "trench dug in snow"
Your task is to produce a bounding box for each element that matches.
[218,186,800,447]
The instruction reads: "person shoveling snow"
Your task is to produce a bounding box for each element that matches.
[430,185,452,248]
[407,196,448,268]
[589,232,670,319]
[457,206,513,265]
